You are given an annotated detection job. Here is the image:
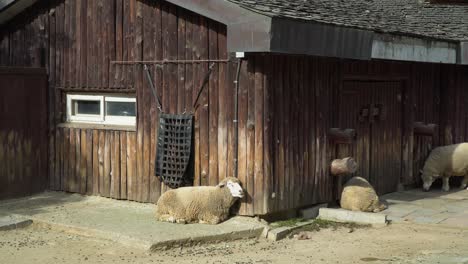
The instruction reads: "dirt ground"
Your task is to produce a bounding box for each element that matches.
[1,223,467,264]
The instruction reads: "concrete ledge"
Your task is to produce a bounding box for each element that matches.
[299,203,328,219]
[0,216,32,231]
[318,208,387,225]
[25,215,264,252]
[150,227,264,251]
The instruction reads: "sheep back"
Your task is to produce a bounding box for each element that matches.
[155,177,241,224]
[340,176,386,213]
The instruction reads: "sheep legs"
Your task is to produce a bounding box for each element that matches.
[157,214,187,224]
[461,176,468,189]
[442,177,450,192]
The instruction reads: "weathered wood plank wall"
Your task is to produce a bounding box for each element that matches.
[260,54,339,212]
[1,0,468,214]
[0,68,48,199]
[0,0,269,215]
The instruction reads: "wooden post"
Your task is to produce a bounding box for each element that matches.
[331,157,358,176]
[413,122,437,137]
[329,128,357,202]
[329,128,356,144]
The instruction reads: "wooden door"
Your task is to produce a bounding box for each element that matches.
[0,68,48,199]
[338,81,403,195]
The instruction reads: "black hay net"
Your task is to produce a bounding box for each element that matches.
[155,113,194,189]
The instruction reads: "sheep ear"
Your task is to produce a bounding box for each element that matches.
[218,182,226,188]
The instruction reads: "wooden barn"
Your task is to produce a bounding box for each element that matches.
[0,0,467,216]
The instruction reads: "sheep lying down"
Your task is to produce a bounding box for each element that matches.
[340,177,387,213]
[421,143,468,192]
[155,177,244,224]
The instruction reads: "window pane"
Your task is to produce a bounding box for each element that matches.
[73,100,101,115]
[106,101,136,117]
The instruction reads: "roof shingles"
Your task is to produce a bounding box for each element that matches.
[228,0,468,41]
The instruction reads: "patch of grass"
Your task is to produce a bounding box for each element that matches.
[270,218,305,228]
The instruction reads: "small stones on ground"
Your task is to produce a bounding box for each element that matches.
[292,232,312,240]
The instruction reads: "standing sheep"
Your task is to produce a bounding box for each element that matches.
[421,143,468,192]
[340,176,387,213]
[155,177,244,224]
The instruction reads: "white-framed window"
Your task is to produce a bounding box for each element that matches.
[66,94,136,126]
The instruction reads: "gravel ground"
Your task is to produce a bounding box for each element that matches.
[1,223,468,264]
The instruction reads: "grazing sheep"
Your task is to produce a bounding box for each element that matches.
[340,176,387,213]
[155,177,244,224]
[421,143,468,192]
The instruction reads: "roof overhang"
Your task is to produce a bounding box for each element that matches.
[371,34,460,64]
[165,0,468,64]
[1,0,467,65]
[460,42,468,65]
[0,0,38,25]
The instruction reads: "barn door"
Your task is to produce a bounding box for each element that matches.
[338,81,403,195]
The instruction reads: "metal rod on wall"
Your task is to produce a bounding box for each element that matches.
[111,59,230,65]
[234,58,242,179]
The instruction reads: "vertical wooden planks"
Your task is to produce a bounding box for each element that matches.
[48,3,57,190]
[141,0,153,203]
[98,131,105,195]
[111,131,120,199]
[63,128,70,192]
[63,0,70,87]
[254,55,265,214]
[74,0,81,88]
[208,21,219,186]
[55,129,62,191]
[127,132,137,201]
[86,130,93,194]
[237,57,249,214]
[191,15,201,187]
[86,0,95,88]
[92,130,99,195]
[68,128,76,192]
[149,0,162,203]
[217,27,228,181]
[135,0,144,202]
[120,131,127,200]
[263,55,273,213]
[198,17,210,186]
[246,56,255,215]
[75,129,81,193]
[103,131,111,198]
[112,0,123,88]
[275,55,285,211]
[80,129,87,194]
[79,0,87,87]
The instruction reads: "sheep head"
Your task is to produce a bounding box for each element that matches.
[420,169,436,192]
[218,177,244,198]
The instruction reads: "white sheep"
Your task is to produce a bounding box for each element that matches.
[155,177,244,224]
[421,143,468,192]
[340,176,387,213]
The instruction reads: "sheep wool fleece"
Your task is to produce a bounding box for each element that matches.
[155,177,241,224]
[340,176,386,213]
[422,143,468,178]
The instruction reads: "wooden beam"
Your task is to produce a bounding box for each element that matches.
[329,128,356,144]
[330,157,357,176]
[414,122,437,136]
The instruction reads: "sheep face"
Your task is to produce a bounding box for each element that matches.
[421,172,436,192]
[226,180,244,198]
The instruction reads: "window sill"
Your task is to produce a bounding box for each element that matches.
[58,122,136,132]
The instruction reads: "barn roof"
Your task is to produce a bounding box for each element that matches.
[227,0,468,42]
[1,0,468,64]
